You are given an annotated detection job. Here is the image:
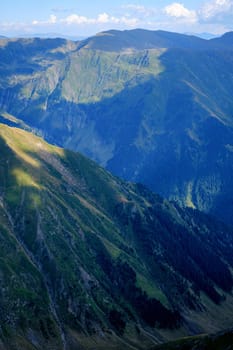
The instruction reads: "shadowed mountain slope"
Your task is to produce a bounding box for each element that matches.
[0,124,233,349]
[1,29,233,225]
[152,328,233,350]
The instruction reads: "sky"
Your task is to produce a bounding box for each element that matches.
[1,0,233,38]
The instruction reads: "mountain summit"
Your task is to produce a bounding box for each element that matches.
[79,29,207,51]
[79,29,233,51]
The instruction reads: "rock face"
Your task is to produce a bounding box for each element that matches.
[1,30,233,225]
[0,124,233,349]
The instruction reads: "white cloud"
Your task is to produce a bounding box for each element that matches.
[2,11,139,36]
[37,12,139,27]
[97,13,110,24]
[164,3,197,22]
[200,0,233,19]
[61,14,93,25]
[61,13,138,26]
[1,2,233,37]
[32,14,57,26]
[49,15,57,24]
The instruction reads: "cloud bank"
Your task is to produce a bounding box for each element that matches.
[1,1,233,37]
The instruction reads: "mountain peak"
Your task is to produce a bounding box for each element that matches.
[80,28,207,51]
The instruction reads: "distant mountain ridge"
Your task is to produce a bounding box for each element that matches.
[80,29,233,51]
[79,29,207,51]
[1,29,233,224]
[1,28,233,50]
[1,33,86,41]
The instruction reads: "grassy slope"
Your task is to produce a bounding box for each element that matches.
[0,124,233,349]
[0,124,164,350]
[61,48,164,103]
[2,34,233,225]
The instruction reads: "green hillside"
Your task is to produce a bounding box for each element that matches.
[1,30,233,224]
[0,124,233,349]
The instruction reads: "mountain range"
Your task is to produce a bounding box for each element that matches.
[0,123,233,349]
[1,29,233,349]
[1,29,233,225]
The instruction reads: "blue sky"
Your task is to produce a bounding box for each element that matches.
[1,0,233,37]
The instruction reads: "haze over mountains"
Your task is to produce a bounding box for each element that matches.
[2,33,86,41]
[1,28,233,349]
